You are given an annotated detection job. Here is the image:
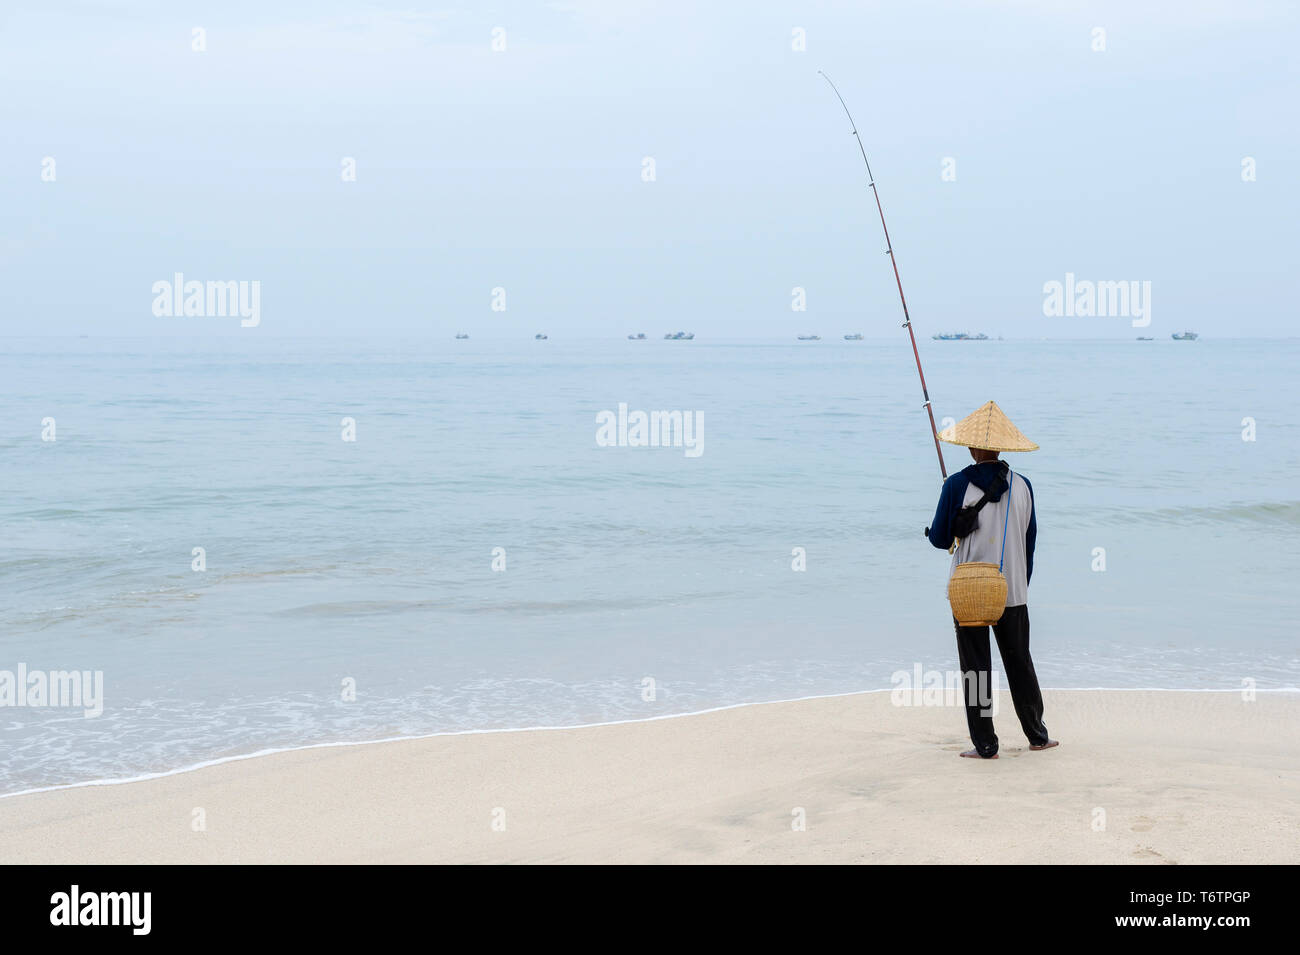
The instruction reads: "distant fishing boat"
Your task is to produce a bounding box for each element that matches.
[454,333,469,340]
[1136,336,1154,341]
[534,333,548,340]
[1171,331,1198,341]
[932,332,989,341]
[627,333,646,340]
[664,331,694,340]
[844,333,863,341]
[797,334,821,341]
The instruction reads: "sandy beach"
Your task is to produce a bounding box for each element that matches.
[1,689,1296,865]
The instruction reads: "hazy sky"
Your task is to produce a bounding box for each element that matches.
[2,0,1296,338]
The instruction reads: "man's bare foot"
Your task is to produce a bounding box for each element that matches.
[960,749,998,759]
[1029,739,1059,751]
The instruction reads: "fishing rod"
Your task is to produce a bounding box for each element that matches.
[819,70,947,480]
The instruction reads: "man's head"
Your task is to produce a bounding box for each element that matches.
[969,448,1001,464]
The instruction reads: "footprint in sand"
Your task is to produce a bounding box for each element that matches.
[1133,845,1176,864]
[1131,816,1155,832]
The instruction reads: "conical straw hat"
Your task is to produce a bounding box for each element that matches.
[938,400,1038,452]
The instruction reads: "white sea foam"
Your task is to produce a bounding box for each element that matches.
[5,685,1296,801]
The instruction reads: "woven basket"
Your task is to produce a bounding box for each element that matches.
[947,562,1008,626]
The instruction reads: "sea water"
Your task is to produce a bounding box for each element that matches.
[2,336,1297,793]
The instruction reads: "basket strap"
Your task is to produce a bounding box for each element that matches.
[999,472,1014,573]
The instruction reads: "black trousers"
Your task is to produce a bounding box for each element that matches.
[954,604,1049,757]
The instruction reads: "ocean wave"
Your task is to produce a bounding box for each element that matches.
[1122,501,1300,526]
[276,592,734,618]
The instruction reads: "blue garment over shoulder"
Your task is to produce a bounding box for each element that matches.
[927,461,1036,583]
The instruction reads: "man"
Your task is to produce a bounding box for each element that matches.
[926,401,1058,759]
